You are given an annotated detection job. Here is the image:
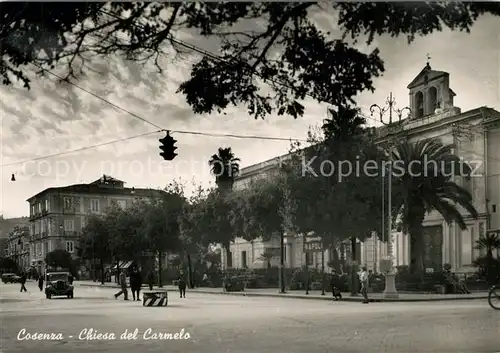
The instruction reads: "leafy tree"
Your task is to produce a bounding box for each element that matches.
[104,202,146,276]
[79,214,111,284]
[285,106,384,293]
[141,183,185,287]
[45,249,75,274]
[391,139,478,274]
[2,3,498,117]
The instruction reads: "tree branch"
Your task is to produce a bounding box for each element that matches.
[250,3,313,71]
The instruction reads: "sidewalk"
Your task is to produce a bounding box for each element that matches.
[77,281,489,302]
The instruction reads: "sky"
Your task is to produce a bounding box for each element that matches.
[1,9,499,218]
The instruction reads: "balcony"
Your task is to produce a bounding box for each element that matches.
[63,207,76,214]
[42,209,48,216]
[64,231,77,237]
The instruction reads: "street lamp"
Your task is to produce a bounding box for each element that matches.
[370,92,410,300]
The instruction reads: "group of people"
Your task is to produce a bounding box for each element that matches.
[113,267,188,301]
[329,266,370,304]
[114,266,145,301]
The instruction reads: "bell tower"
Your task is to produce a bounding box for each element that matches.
[406,57,457,120]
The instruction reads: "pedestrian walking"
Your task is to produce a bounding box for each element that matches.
[130,267,142,301]
[68,274,74,285]
[178,270,187,298]
[147,271,155,291]
[359,266,369,304]
[114,270,129,300]
[20,272,27,292]
[38,274,44,291]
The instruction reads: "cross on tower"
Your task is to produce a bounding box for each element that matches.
[426,53,431,67]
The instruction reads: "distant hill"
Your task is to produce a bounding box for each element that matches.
[0,216,29,239]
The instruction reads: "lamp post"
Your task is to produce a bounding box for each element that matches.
[370,92,410,300]
[321,247,325,295]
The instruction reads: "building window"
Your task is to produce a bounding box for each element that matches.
[493,204,497,213]
[63,197,73,210]
[305,252,313,266]
[415,91,424,119]
[91,199,100,212]
[64,220,74,231]
[37,202,42,213]
[428,86,438,113]
[31,205,35,215]
[241,251,247,268]
[66,241,74,253]
[45,199,50,211]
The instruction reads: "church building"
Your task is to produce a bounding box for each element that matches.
[222,64,500,274]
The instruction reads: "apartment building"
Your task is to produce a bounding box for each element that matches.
[224,64,500,273]
[26,175,162,274]
[6,226,30,271]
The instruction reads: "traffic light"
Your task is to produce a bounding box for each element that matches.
[159,131,177,161]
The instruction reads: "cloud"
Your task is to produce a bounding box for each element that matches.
[1,13,499,217]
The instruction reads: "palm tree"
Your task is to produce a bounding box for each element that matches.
[474,232,500,259]
[322,106,366,141]
[391,139,479,274]
[208,147,240,192]
[208,147,240,270]
[258,248,279,269]
[321,105,369,295]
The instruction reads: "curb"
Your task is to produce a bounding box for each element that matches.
[78,283,488,302]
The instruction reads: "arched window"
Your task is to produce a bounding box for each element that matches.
[415,91,424,119]
[428,86,438,114]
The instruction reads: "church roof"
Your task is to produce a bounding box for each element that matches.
[407,63,449,89]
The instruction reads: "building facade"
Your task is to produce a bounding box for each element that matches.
[26,175,161,274]
[224,65,500,273]
[6,226,30,271]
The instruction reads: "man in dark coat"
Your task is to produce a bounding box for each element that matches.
[147,271,155,291]
[130,267,142,301]
[38,274,44,291]
[178,270,187,298]
[20,272,27,292]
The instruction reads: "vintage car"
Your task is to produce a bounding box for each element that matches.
[1,273,21,283]
[45,272,74,299]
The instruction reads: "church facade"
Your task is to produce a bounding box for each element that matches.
[222,65,500,274]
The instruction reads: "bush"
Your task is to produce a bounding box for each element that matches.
[224,276,245,291]
[473,257,500,285]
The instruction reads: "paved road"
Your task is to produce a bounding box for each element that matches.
[1,282,499,353]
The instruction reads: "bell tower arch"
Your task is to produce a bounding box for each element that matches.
[406,62,456,120]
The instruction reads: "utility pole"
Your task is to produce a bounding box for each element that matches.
[370,92,410,300]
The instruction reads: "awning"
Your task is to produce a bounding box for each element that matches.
[111,261,134,270]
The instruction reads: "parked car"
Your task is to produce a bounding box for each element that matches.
[45,272,74,299]
[1,273,21,283]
